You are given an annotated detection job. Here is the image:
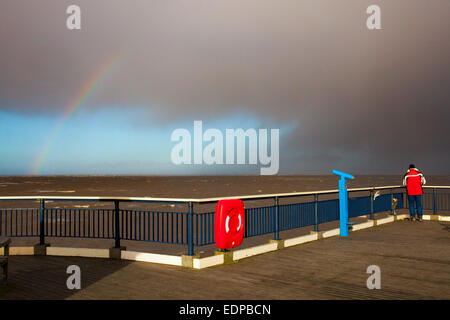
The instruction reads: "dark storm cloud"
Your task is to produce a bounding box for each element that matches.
[1,0,449,173]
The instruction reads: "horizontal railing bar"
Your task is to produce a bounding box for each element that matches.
[0,185,448,203]
[423,186,450,189]
[197,185,406,203]
[0,196,198,203]
[0,208,40,210]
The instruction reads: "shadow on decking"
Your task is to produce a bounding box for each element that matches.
[440,223,450,232]
[0,255,132,299]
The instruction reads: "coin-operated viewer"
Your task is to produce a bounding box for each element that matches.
[333,169,354,236]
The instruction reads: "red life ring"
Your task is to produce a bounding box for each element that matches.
[214,199,245,250]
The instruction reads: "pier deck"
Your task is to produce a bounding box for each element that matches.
[1,219,449,300]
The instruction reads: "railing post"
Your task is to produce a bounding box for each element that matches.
[370,190,374,220]
[433,188,437,215]
[39,198,45,245]
[401,191,404,210]
[114,200,121,248]
[390,188,394,215]
[314,194,319,232]
[274,196,280,240]
[187,201,194,256]
[405,188,408,210]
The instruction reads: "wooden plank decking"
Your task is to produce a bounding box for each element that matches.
[0,220,449,300]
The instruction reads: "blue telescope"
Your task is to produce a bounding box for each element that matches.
[332,170,354,236]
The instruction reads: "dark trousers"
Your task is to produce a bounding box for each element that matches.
[408,195,423,218]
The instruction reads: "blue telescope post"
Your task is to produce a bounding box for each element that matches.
[332,170,354,237]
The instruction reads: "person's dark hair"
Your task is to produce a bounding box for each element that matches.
[409,164,416,169]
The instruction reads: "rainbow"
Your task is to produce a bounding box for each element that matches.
[30,54,122,175]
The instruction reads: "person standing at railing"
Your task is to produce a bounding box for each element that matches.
[403,164,426,221]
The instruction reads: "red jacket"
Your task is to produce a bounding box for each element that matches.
[403,168,426,195]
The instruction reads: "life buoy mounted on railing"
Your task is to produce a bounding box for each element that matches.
[214,199,245,250]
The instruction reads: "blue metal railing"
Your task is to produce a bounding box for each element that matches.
[245,206,275,238]
[0,187,448,255]
[45,208,114,239]
[194,192,405,246]
[279,201,315,232]
[421,191,450,212]
[120,209,187,244]
[317,199,340,224]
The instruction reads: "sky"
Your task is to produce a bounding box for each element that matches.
[0,0,449,175]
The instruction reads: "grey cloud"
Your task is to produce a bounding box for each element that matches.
[1,0,449,173]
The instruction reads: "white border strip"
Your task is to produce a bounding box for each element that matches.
[7,247,34,255]
[322,228,341,238]
[233,242,278,261]
[121,250,182,266]
[284,233,318,247]
[376,216,395,225]
[423,214,450,222]
[193,254,224,269]
[47,247,110,258]
[351,220,375,231]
